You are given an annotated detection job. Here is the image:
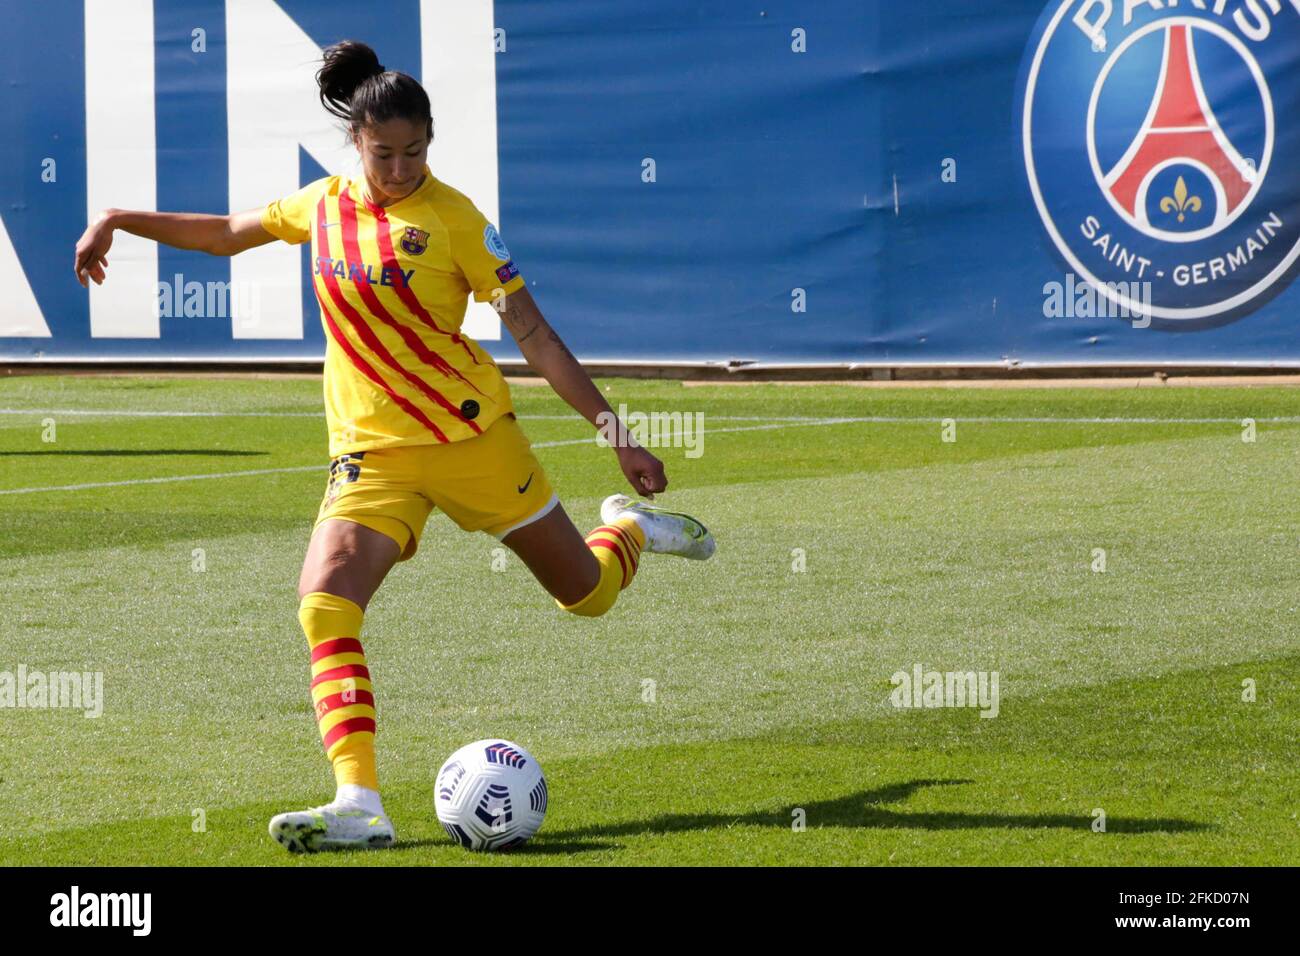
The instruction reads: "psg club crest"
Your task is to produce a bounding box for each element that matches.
[1018,2,1300,328]
[400,226,429,256]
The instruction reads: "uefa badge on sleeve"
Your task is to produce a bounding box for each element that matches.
[483,223,512,261]
[1018,1,1300,328]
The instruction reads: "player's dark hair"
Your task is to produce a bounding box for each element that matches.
[316,40,433,143]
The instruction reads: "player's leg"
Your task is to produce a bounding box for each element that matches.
[297,518,402,809]
[496,502,613,606]
[421,412,644,617]
[270,449,430,853]
[428,411,713,618]
[422,412,714,617]
[298,514,402,609]
[270,518,405,853]
[500,494,716,617]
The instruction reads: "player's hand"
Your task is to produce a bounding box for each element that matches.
[74,211,117,288]
[615,444,667,500]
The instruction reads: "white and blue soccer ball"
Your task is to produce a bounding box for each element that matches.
[435,739,547,851]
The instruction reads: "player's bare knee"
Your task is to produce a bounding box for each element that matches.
[298,547,369,602]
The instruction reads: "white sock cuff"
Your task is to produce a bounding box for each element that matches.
[335,783,385,816]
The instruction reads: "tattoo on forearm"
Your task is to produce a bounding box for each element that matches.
[500,293,574,361]
[502,296,531,333]
[547,329,575,361]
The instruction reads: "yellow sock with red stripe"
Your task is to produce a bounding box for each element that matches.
[557,517,646,617]
[298,592,378,791]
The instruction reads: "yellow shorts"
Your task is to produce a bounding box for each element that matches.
[314,412,558,561]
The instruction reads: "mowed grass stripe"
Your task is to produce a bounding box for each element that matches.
[0,420,846,496]
[4,413,1294,497]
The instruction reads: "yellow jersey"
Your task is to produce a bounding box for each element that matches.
[260,165,526,456]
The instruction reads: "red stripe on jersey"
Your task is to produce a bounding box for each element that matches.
[313,281,449,443]
[322,716,376,751]
[589,537,631,589]
[338,190,489,407]
[315,198,455,441]
[366,201,487,368]
[311,663,372,689]
[310,637,364,664]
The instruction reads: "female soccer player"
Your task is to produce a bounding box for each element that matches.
[73,39,715,853]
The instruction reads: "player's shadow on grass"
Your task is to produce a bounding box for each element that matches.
[548,779,1211,843]
[1,449,267,456]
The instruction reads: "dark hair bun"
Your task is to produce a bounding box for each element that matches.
[317,40,386,123]
[314,39,433,143]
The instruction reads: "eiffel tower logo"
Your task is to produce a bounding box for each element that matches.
[1104,25,1255,229]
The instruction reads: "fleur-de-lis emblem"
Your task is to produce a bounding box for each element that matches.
[1159,176,1202,223]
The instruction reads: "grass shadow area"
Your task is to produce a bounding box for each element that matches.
[553,779,1208,841]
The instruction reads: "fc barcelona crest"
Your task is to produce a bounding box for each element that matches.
[400,226,430,256]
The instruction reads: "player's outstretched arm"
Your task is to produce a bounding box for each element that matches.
[499,286,668,498]
[74,207,275,287]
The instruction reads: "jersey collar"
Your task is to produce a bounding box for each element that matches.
[355,165,435,214]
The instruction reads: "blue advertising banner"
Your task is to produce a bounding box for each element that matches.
[2,0,1297,365]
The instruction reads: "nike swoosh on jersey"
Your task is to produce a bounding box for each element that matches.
[517,473,534,494]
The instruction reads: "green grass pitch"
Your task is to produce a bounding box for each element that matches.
[0,374,1296,866]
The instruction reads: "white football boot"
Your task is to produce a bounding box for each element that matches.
[601,494,716,560]
[268,802,395,853]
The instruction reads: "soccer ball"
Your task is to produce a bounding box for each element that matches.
[435,739,547,851]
